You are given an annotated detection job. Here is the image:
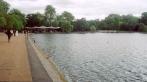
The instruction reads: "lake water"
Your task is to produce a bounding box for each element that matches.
[31,33,147,82]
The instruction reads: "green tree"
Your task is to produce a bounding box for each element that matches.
[0,0,9,30]
[60,20,73,32]
[45,5,56,26]
[97,20,107,30]
[0,17,6,28]
[135,23,147,32]
[11,14,24,30]
[141,12,147,25]
[56,15,65,27]
[9,9,26,25]
[5,14,24,30]
[26,13,44,27]
[104,14,122,30]
[120,14,139,31]
[0,14,6,29]
[61,11,74,22]
[58,11,75,32]
[36,13,44,25]
[52,18,59,27]
[0,0,10,13]
[74,18,89,31]
[87,19,99,30]
[90,25,96,32]
[9,9,23,16]
[5,14,14,29]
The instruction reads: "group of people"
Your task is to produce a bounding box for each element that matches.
[5,30,18,42]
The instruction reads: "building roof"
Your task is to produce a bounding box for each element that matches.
[26,26,61,29]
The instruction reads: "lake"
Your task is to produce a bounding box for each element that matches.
[31,33,147,82]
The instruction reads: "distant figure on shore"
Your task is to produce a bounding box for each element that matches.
[16,30,18,36]
[5,30,13,42]
[13,30,16,36]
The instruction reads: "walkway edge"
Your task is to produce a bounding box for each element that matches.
[28,37,67,82]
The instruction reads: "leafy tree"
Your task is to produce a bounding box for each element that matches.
[11,14,24,30]
[0,0,10,13]
[90,25,96,32]
[74,18,89,31]
[141,12,147,25]
[60,20,73,32]
[0,14,6,29]
[9,9,26,25]
[56,14,74,32]
[120,14,139,31]
[37,13,44,24]
[45,5,56,26]
[97,20,107,30]
[4,14,24,30]
[104,14,122,30]
[56,15,65,27]
[135,23,147,32]
[57,11,75,32]
[88,19,99,30]
[5,14,14,29]
[52,18,59,27]
[95,14,139,32]
[0,0,9,30]
[61,11,74,22]
[9,9,23,16]
[26,13,44,27]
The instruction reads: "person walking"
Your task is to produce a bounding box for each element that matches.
[5,30,13,42]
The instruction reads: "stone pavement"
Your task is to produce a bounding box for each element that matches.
[0,33,32,82]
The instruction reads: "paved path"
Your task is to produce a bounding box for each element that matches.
[26,37,53,82]
[0,33,32,82]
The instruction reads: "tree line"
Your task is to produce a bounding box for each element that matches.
[0,0,25,31]
[1,0,147,33]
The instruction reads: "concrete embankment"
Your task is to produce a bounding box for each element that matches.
[27,36,67,82]
[26,37,53,82]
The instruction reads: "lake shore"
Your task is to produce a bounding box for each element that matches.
[27,35,68,82]
[31,30,147,34]
[26,36,53,82]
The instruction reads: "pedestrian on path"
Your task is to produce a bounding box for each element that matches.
[5,30,13,42]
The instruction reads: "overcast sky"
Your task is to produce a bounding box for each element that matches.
[4,0,147,20]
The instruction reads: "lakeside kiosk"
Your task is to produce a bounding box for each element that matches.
[26,26,61,33]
